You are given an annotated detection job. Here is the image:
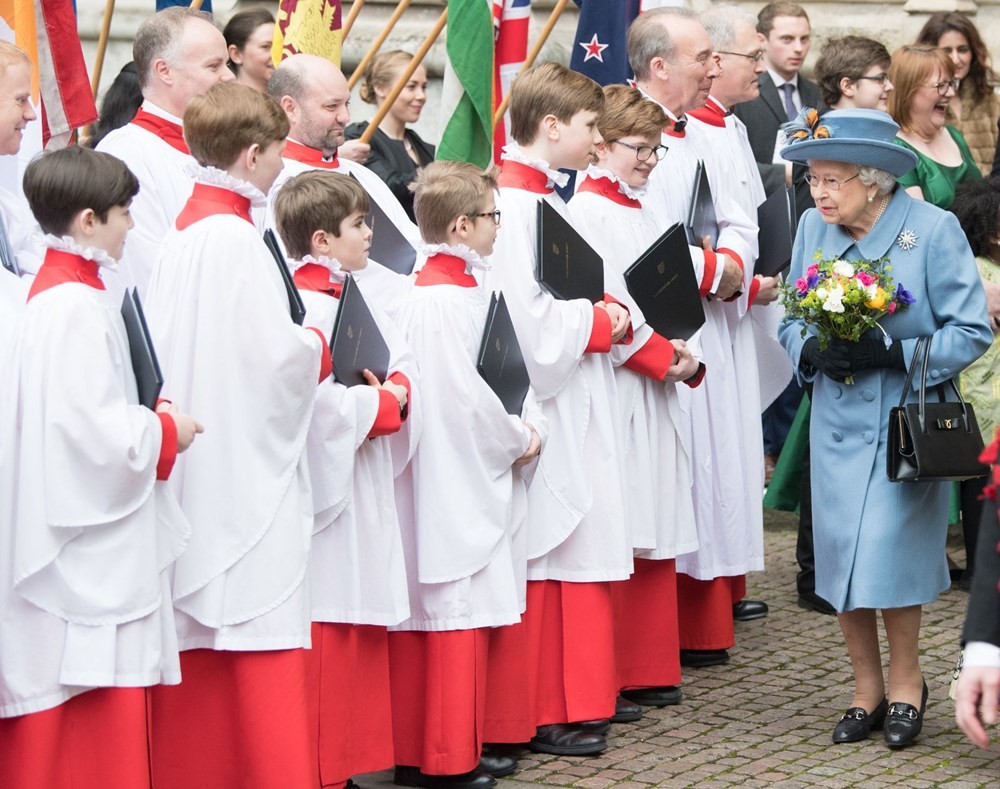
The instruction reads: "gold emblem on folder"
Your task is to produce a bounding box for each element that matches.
[657,261,665,275]
[495,338,502,352]
[347,326,354,339]
[552,243,560,255]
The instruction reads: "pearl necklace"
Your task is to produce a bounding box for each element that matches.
[844,194,889,243]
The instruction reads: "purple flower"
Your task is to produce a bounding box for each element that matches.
[894,283,916,306]
[806,274,820,289]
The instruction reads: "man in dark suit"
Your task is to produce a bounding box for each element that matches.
[956,488,1000,749]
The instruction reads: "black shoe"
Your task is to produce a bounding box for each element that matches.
[620,686,682,708]
[610,694,643,722]
[575,718,611,734]
[796,592,836,616]
[529,724,607,756]
[680,649,729,667]
[477,753,517,778]
[831,698,888,744]
[732,600,769,621]
[884,681,928,749]
[394,766,496,789]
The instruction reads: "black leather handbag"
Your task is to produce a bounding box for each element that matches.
[887,336,989,483]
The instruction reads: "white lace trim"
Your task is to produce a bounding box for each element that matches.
[500,145,570,189]
[585,165,646,201]
[184,164,268,208]
[42,234,119,270]
[289,254,345,283]
[418,242,491,273]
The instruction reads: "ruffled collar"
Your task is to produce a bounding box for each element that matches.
[500,145,570,189]
[586,165,646,200]
[289,253,346,281]
[417,242,490,273]
[42,234,119,271]
[185,164,267,208]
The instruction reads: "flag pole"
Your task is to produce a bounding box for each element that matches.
[347,0,412,91]
[492,0,570,130]
[90,0,116,99]
[342,0,367,41]
[358,7,447,145]
[189,0,205,10]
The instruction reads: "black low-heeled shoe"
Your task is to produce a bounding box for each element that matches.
[884,680,928,749]
[831,697,888,744]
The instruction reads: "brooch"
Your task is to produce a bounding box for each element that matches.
[896,229,918,252]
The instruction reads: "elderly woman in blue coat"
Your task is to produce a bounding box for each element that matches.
[778,109,992,749]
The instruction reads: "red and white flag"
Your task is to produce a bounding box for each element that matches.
[492,0,530,163]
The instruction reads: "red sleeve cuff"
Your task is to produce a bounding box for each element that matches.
[387,371,411,422]
[603,293,633,345]
[368,388,403,438]
[585,305,613,354]
[623,332,674,381]
[748,276,762,308]
[699,249,718,297]
[155,412,178,480]
[684,362,707,388]
[307,327,333,384]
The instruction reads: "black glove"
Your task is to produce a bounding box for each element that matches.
[800,336,853,382]
[827,337,905,374]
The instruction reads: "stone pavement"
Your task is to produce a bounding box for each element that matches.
[358,511,999,788]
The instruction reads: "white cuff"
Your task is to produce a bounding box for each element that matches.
[963,641,1000,669]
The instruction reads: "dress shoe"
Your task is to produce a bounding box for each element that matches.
[575,718,611,734]
[884,681,928,749]
[732,600,769,621]
[620,686,682,708]
[679,649,730,668]
[611,693,644,721]
[477,753,517,778]
[394,765,496,789]
[831,698,888,744]
[529,724,607,756]
[796,591,836,616]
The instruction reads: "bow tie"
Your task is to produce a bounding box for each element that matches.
[673,118,687,132]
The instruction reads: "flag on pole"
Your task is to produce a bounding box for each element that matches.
[0,0,97,150]
[437,0,495,169]
[272,0,343,66]
[492,0,529,163]
[569,0,641,87]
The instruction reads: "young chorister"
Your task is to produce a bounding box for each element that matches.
[483,62,634,755]
[272,170,419,789]
[0,147,201,789]
[142,82,333,789]
[388,160,542,789]
[568,84,704,709]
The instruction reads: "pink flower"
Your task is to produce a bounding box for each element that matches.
[855,271,876,287]
[806,264,819,277]
[887,302,897,314]
[796,277,808,294]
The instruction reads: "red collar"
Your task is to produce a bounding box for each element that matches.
[577,175,641,209]
[414,253,478,288]
[283,139,340,169]
[175,183,255,231]
[28,249,105,301]
[130,107,190,155]
[497,160,553,194]
[688,98,727,128]
[293,262,343,298]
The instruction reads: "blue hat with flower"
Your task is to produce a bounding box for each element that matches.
[779,108,918,178]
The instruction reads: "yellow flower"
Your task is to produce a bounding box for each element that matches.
[865,288,887,310]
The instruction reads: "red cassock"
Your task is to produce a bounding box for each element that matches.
[613,559,681,689]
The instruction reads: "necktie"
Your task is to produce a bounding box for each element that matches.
[782,83,798,122]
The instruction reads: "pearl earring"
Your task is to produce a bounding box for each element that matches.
[868,195,874,203]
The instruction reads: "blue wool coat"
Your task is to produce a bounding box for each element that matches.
[779,188,992,612]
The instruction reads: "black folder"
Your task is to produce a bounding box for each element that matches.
[348,172,418,275]
[329,274,390,388]
[535,199,604,303]
[263,228,307,325]
[120,288,164,410]
[754,186,795,277]
[684,159,719,249]
[623,223,706,342]
[477,292,531,416]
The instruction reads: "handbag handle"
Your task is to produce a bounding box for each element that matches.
[897,335,974,435]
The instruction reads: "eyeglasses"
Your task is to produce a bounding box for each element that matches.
[855,73,891,86]
[612,140,668,162]
[804,171,860,191]
[717,49,765,64]
[923,78,960,95]
[472,210,502,226]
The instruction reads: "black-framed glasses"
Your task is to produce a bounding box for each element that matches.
[923,78,960,95]
[804,171,860,191]
[717,49,765,64]
[612,140,668,162]
[855,73,891,86]
[472,209,502,226]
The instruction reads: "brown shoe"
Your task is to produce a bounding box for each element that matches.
[764,453,778,484]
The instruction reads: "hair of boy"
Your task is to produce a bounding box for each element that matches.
[410,161,498,245]
[699,5,758,53]
[815,36,892,107]
[273,171,370,260]
[887,44,955,133]
[598,84,668,143]
[507,61,604,146]
[627,7,697,82]
[133,7,214,91]
[951,176,1000,258]
[224,7,276,72]
[359,50,413,105]
[183,82,289,169]
[23,146,139,236]
[756,3,809,37]
[0,41,30,81]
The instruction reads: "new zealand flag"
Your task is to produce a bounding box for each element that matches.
[569,0,642,87]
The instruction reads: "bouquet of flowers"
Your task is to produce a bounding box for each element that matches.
[782,252,915,351]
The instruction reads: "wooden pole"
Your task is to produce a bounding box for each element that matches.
[359,7,447,145]
[342,0,367,41]
[347,0,412,91]
[90,0,116,99]
[492,0,570,130]
[189,0,204,10]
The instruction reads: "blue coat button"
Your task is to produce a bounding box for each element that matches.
[832,430,843,442]
[863,431,875,444]
[862,389,875,401]
[832,386,843,399]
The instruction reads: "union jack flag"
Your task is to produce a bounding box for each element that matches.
[492,0,530,163]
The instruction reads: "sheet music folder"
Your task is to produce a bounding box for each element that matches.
[263,228,307,325]
[624,223,706,342]
[684,159,719,249]
[120,288,164,410]
[755,186,795,277]
[477,292,531,416]
[348,172,418,275]
[329,274,390,388]
[535,199,604,303]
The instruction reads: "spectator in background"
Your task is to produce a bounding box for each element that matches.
[88,62,143,149]
[345,50,435,222]
[815,36,894,112]
[223,7,275,94]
